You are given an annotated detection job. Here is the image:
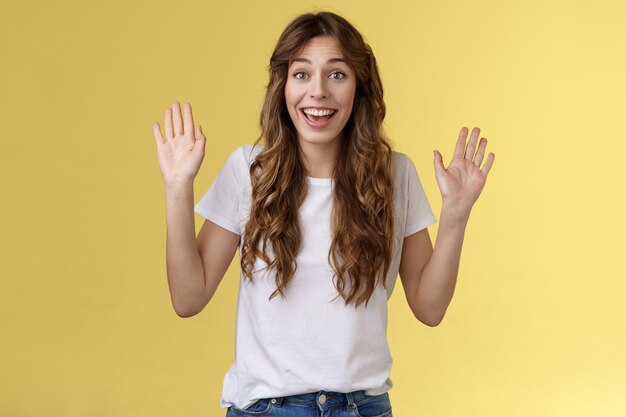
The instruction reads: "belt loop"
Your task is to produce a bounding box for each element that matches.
[346,392,354,409]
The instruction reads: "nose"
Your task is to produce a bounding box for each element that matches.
[309,76,329,99]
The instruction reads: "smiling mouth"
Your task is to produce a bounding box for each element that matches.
[301,108,337,122]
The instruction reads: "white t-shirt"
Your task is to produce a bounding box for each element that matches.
[194,144,437,410]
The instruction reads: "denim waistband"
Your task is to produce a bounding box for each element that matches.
[271,389,378,407]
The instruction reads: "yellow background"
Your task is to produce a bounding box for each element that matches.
[1,0,625,416]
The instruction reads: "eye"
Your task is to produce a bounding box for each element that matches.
[293,72,308,80]
[330,72,346,80]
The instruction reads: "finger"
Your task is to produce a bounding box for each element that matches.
[183,102,195,140]
[153,122,165,146]
[172,101,184,136]
[164,108,174,141]
[464,127,480,160]
[474,137,487,166]
[196,124,205,140]
[481,152,495,176]
[194,125,206,151]
[433,150,446,174]
[452,127,469,162]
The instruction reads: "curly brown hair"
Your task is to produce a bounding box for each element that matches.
[241,11,396,308]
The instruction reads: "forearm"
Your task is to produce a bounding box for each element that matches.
[165,182,206,317]
[415,208,469,326]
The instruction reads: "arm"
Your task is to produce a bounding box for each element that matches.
[165,183,239,318]
[399,212,468,327]
[164,182,206,317]
[154,102,239,318]
[399,126,494,326]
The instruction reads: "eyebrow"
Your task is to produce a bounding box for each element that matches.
[290,57,347,64]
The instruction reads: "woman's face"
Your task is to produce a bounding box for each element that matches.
[284,36,357,150]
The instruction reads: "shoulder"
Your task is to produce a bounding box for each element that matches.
[391,150,410,167]
[391,151,412,181]
[222,143,265,169]
[390,151,429,193]
[220,143,265,186]
[391,150,424,175]
[232,143,265,166]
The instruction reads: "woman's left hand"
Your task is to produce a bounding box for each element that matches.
[433,127,495,221]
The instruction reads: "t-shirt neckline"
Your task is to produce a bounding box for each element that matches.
[306,176,334,185]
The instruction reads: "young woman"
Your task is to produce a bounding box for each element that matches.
[153,11,494,417]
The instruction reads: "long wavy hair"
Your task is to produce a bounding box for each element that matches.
[241,11,396,308]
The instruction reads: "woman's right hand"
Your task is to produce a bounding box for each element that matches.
[153,101,206,187]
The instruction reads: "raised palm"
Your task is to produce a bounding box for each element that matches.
[153,101,206,186]
[433,127,495,219]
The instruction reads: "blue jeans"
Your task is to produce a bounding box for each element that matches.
[225,390,393,417]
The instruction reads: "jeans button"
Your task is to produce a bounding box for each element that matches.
[318,394,327,404]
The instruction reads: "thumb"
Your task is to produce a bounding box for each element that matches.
[433,150,445,174]
[194,125,206,149]
[197,125,207,141]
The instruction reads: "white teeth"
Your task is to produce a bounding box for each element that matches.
[303,108,336,116]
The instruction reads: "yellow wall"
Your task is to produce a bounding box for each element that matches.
[1,0,624,416]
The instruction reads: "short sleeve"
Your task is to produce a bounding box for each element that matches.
[404,155,437,237]
[194,147,243,235]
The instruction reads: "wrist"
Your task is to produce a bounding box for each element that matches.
[439,204,470,228]
[165,181,194,199]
